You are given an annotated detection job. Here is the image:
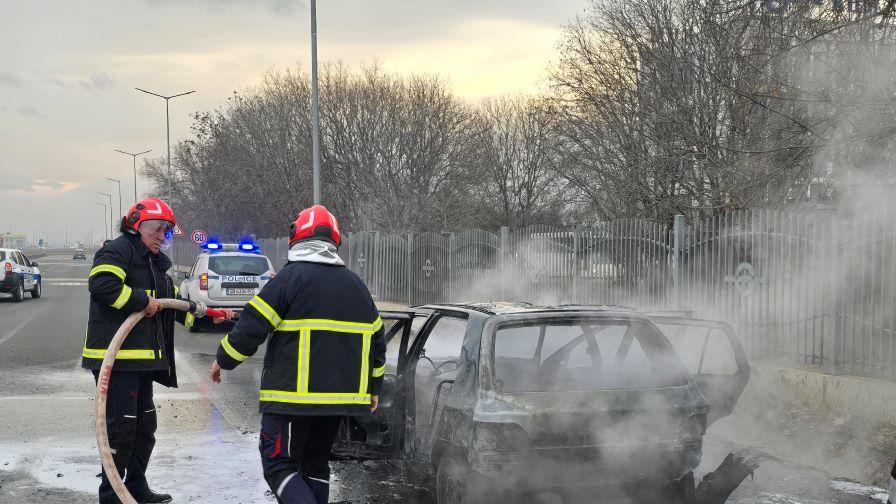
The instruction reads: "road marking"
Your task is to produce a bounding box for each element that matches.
[50,282,87,286]
[41,278,89,282]
[0,313,37,348]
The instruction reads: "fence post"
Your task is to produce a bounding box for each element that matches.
[347,231,354,270]
[373,231,380,300]
[822,215,839,375]
[500,227,509,299]
[407,232,414,307]
[573,224,582,304]
[447,232,455,304]
[672,214,685,309]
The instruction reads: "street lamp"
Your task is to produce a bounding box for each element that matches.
[114,149,152,204]
[134,87,195,202]
[106,177,122,222]
[99,192,113,238]
[310,0,321,204]
[95,203,108,241]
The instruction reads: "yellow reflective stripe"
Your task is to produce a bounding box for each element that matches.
[185,312,195,327]
[277,318,382,333]
[359,332,371,393]
[259,390,371,405]
[371,364,386,378]
[89,264,126,281]
[82,348,158,360]
[144,289,155,297]
[221,334,249,362]
[248,296,281,328]
[111,285,133,309]
[298,329,310,393]
[372,317,383,332]
[174,285,179,296]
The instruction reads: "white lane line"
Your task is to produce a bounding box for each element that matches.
[0,313,38,348]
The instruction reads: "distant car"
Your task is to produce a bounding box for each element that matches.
[177,241,275,332]
[332,303,750,504]
[73,249,86,260]
[0,248,42,301]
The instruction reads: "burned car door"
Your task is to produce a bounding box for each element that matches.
[406,312,469,460]
[650,316,750,425]
[332,311,416,459]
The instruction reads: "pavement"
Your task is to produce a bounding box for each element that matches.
[0,253,890,503]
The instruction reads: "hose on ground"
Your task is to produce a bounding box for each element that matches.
[94,299,227,504]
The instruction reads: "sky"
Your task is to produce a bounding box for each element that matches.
[0,0,589,246]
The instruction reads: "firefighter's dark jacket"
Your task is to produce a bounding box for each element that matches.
[215,260,386,416]
[81,233,189,387]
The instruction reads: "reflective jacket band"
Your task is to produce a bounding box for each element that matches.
[276,317,383,333]
[221,334,249,362]
[89,264,126,281]
[259,390,371,405]
[111,285,133,309]
[372,364,386,378]
[82,347,159,360]
[248,296,282,328]
[185,312,195,327]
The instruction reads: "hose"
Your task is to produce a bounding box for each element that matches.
[94,299,228,504]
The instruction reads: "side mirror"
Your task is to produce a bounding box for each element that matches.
[177,272,188,280]
[31,262,38,267]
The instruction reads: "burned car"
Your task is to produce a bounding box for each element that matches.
[334,303,750,503]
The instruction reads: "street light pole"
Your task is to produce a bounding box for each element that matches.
[95,203,108,241]
[114,149,152,204]
[135,88,195,202]
[99,192,113,238]
[106,178,122,223]
[310,0,322,204]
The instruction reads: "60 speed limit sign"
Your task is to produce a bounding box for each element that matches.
[191,230,208,245]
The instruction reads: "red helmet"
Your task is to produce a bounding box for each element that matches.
[122,197,176,234]
[289,204,341,247]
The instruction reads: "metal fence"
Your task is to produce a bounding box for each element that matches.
[170,210,896,380]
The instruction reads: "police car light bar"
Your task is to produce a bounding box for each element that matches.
[201,239,260,253]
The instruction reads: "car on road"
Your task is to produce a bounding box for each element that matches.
[73,249,86,260]
[177,241,275,332]
[332,302,750,504]
[0,248,42,301]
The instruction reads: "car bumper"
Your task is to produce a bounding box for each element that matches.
[0,274,21,292]
[471,442,701,491]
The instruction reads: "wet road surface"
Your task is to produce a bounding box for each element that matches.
[0,254,889,503]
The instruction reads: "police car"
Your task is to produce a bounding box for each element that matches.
[177,240,275,332]
[0,248,42,302]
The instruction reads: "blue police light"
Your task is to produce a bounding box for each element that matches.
[240,243,254,251]
[204,241,221,250]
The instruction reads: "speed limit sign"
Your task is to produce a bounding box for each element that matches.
[191,230,208,245]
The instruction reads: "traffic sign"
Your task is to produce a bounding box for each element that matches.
[191,229,208,245]
[173,225,184,236]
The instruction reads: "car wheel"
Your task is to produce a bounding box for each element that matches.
[30,280,41,299]
[436,455,488,504]
[12,280,24,302]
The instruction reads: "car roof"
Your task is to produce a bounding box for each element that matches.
[201,251,268,258]
[417,301,640,317]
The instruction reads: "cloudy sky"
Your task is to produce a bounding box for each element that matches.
[0,0,588,246]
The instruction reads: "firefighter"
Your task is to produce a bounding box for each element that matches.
[82,197,233,504]
[209,204,386,504]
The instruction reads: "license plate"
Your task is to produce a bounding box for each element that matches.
[226,288,255,296]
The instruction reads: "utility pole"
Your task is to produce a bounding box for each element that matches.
[135,88,195,202]
[99,192,113,238]
[310,0,322,204]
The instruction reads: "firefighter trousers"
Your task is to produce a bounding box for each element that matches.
[93,370,157,504]
[259,413,342,504]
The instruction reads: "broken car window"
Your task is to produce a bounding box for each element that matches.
[493,319,688,392]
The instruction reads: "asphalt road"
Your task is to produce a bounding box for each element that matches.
[0,254,889,503]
